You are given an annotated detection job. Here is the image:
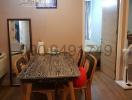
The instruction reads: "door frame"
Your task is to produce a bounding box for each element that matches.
[116,0,129,80]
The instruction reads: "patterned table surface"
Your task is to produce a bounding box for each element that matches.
[18,52,80,80]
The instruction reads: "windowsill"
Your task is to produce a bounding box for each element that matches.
[84,40,101,52]
[84,47,100,52]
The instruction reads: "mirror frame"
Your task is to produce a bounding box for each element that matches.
[7,18,32,86]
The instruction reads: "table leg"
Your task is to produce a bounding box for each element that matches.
[21,83,32,100]
[68,81,75,100]
[62,85,68,100]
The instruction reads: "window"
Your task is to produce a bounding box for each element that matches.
[85,0,92,40]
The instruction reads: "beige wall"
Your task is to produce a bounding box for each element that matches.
[0,0,82,53]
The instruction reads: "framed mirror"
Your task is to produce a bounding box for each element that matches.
[7,19,32,85]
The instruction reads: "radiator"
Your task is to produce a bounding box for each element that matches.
[128,64,132,82]
[0,53,7,78]
[128,51,132,82]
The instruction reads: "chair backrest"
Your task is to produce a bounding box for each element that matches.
[77,48,83,67]
[84,54,97,81]
[16,56,28,73]
[80,51,86,67]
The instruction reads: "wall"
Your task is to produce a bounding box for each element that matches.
[128,0,132,34]
[0,0,82,84]
[0,0,82,53]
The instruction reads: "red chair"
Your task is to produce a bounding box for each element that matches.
[62,54,97,100]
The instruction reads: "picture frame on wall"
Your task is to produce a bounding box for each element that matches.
[36,0,57,9]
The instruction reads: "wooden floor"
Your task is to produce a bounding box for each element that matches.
[92,71,132,100]
[0,71,132,100]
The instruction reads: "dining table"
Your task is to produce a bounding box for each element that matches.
[18,52,80,100]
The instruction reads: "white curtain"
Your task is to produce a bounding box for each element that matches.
[85,1,92,40]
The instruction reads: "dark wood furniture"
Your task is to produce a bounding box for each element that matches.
[127,34,132,46]
[77,48,83,67]
[85,52,100,70]
[18,52,80,100]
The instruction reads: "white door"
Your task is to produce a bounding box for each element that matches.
[101,0,118,79]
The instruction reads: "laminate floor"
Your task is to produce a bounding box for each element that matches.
[0,71,132,100]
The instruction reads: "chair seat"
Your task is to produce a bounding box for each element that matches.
[75,80,91,91]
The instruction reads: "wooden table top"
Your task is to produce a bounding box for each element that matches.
[18,52,80,80]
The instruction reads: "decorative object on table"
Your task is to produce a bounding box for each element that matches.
[50,47,59,55]
[37,41,45,55]
[36,0,57,9]
[47,48,51,53]
[47,46,59,55]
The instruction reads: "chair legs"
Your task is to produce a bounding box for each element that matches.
[21,83,32,100]
[46,92,55,100]
[85,84,92,100]
[62,85,69,100]
[88,86,92,100]
[33,90,55,100]
[68,81,76,100]
[62,87,92,100]
[85,89,88,100]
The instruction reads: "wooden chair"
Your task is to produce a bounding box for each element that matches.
[77,48,83,67]
[83,54,97,100]
[75,47,86,67]
[13,54,28,75]
[16,56,28,73]
[62,54,97,100]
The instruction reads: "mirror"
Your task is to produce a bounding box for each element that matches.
[7,19,32,85]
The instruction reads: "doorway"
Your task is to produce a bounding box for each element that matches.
[83,0,119,79]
